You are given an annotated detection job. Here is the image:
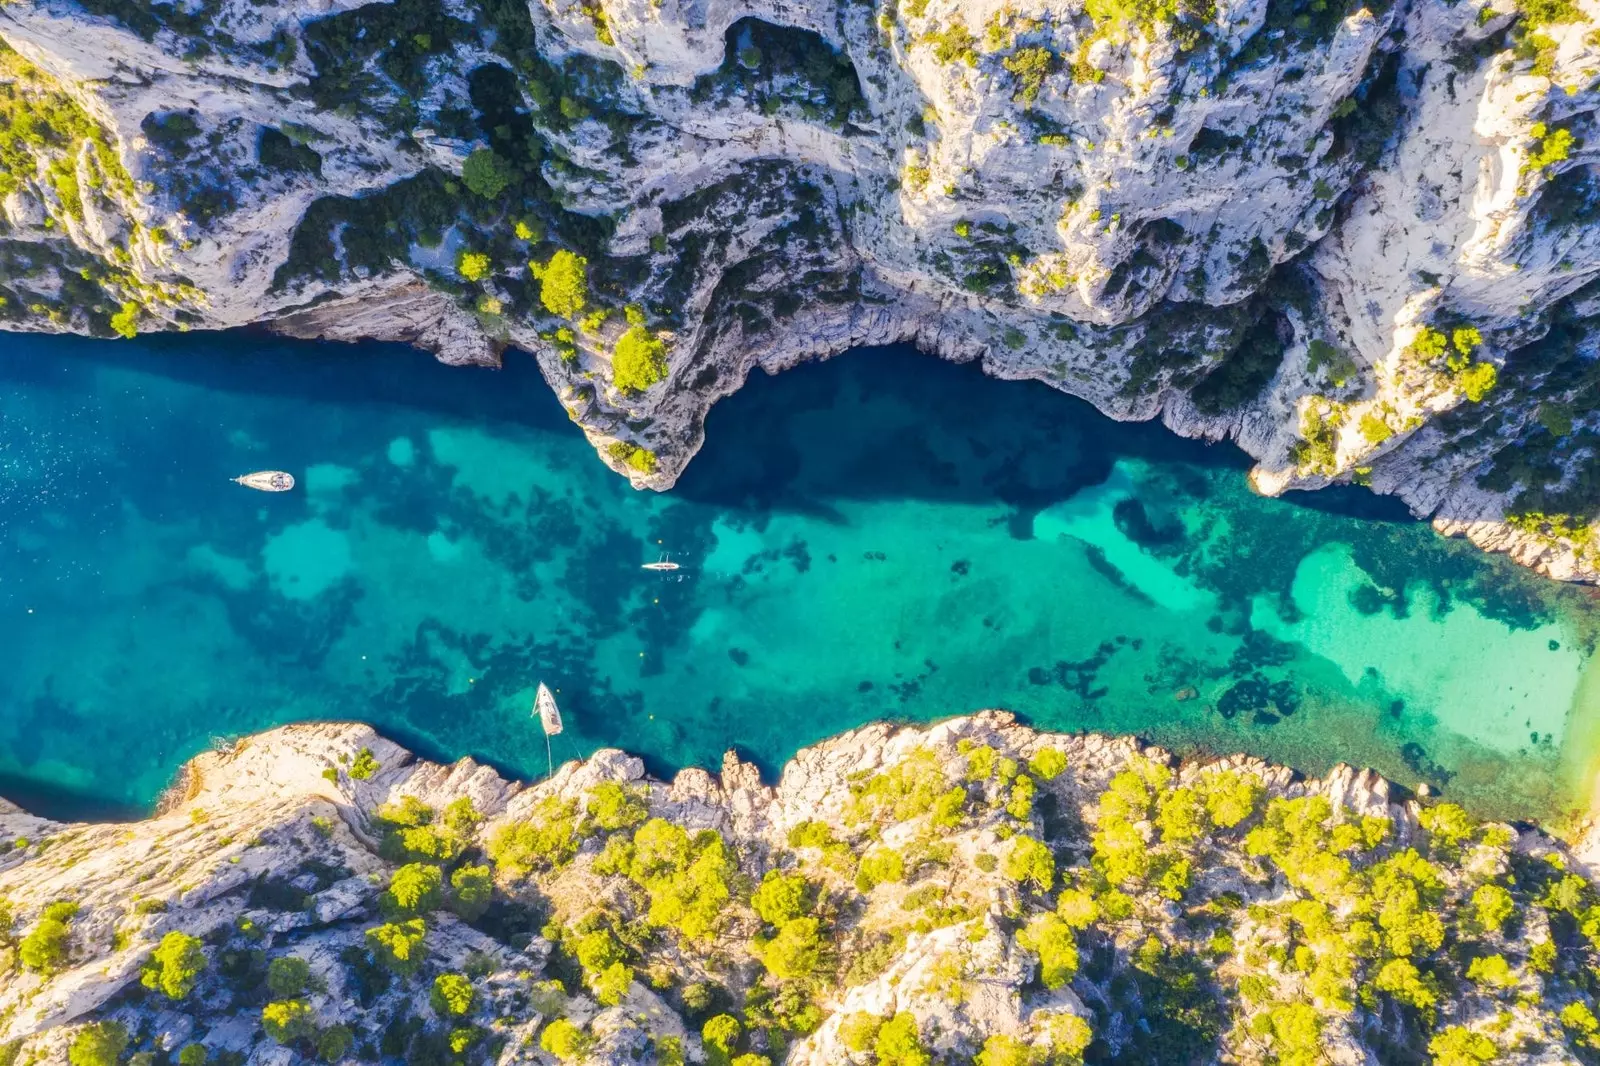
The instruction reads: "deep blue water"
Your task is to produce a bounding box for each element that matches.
[2,332,1598,822]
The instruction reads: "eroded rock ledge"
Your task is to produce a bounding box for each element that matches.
[2,0,1600,580]
[4,713,1600,1064]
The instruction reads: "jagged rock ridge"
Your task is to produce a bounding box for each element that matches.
[5,714,1600,1064]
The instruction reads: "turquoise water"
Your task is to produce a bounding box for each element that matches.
[3,334,1599,823]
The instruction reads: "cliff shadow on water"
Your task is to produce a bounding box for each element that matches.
[1,332,1599,825]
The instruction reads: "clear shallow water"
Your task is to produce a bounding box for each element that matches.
[3,334,1599,823]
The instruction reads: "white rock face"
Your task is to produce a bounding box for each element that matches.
[2,0,1599,577]
[0,713,1593,1065]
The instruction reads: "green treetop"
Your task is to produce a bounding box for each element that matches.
[702,1014,740,1066]
[1002,834,1056,891]
[535,250,588,318]
[874,1012,931,1066]
[262,999,315,1044]
[69,1022,128,1066]
[449,864,493,920]
[266,955,311,998]
[431,972,476,1016]
[1018,912,1079,989]
[540,1019,591,1062]
[366,918,428,975]
[140,930,206,999]
[611,326,668,393]
[381,863,443,918]
[587,781,648,832]
[19,913,72,974]
[461,148,514,200]
[751,870,810,925]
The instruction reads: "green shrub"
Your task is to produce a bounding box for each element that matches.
[611,326,668,392]
[457,251,492,282]
[262,999,315,1044]
[1472,883,1514,931]
[19,916,71,974]
[1458,362,1497,402]
[922,20,977,64]
[68,1023,128,1066]
[461,148,514,199]
[874,1012,930,1066]
[365,919,428,975]
[140,931,206,999]
[266,956,312,998]
[43,901,80,923]
[587,782,648,831]
[488,797,580,875]
[540,1020,591,1061]
[1001,835,1055,891]
[1526,123,1574,173]
[607,442,659,474]
[591,960,633,1005]
[754,916,824,978]
[381,864,443,918]
[752,871,810,925]
[348,748,379,779]
[315,1026,353,1063]
[1427,1026,1496,1064]
[702,1015,740,1066]
[1028,748,1068,781]
[840,1013,882,1052]
[109,302,139,339]
[1019,912,1079,988]
[975,1034,1035,1066]
[1358,412,1392,445]
[1002,47,1055,104]
[534,250,588,318]
[449,864,493,920]
[856,848,904,892]
[625,819,732,942]
[431,972,476,1016]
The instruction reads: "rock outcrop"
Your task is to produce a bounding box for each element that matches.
[2,714,1599,1064]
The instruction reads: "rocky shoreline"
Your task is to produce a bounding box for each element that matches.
[5,713,1600,1064]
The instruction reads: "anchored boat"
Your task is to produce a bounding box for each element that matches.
[233,470,295,492]
[642,553,680,572]
[534,683,563,736]
[534,683,563,776]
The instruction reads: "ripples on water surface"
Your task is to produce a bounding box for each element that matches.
[2,333,1599,823]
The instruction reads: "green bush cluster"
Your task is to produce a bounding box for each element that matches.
[20,900,79,975]
[606,441,660,474]
[611,325,669,393]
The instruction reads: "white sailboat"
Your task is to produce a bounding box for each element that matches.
[233,470,295,492]
[642,553,680,572]
[533,683,563,776]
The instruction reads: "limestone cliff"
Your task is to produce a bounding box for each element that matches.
[1,0,1599,577]
[3,714,1600,1065]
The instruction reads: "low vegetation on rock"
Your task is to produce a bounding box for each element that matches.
[3,715,1600,1065]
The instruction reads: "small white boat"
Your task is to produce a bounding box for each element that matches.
[534,683,563,736]
[642,553,680,572]
[533,683,563,777]
[233,470,295,492]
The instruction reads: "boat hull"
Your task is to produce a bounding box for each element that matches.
[234,471,295,492]
[536,683,563,736]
